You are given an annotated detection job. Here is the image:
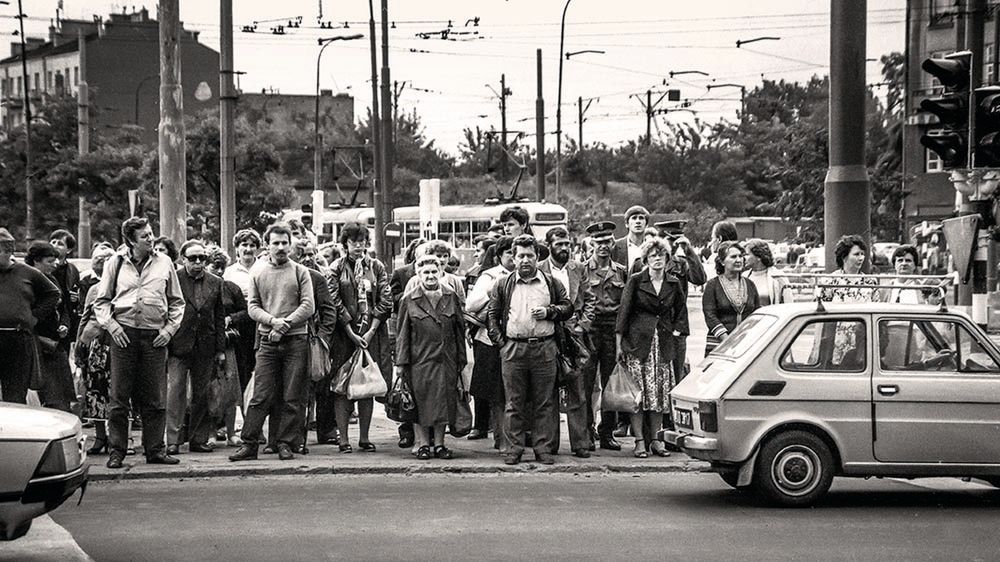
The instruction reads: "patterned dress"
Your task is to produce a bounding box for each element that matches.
[625,330,674,413]
[79,284,111,420]
[820,271,878,363]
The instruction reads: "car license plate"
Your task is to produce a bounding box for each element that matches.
[675,408,692,429]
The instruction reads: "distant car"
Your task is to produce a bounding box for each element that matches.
[0,403,88,540]
[872,242,900,268]
[665,302,1000,507]
[793,248,824,273]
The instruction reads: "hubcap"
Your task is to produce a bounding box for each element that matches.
[771,445,821,497]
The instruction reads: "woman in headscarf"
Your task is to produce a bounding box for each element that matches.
[77,244,117,453]
[396,255,468,460]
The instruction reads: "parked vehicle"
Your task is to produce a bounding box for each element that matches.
[665,302,1000,507]
[0,403,88,540]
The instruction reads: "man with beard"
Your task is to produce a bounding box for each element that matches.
[538,227,595,458]
[487,235,573,465]
[230,223,315,462]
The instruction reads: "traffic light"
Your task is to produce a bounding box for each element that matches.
[919,52,971,169]
[975,86,1000,167]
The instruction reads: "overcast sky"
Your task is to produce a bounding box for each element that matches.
[6,1,905,154]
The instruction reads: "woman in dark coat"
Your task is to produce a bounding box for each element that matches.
[396,255,468,460]
[208,248,249,447]
[702,241,760,355]
[25,241,75,413]
[329,223,393,453]
[616,238,686,458]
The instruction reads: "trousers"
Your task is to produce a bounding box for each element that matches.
[241,335,308,446]
[108,327,167,458]
[583,319,619,438]
[0,330,34,404]
[166,350,215,445]
[501,338,559,457]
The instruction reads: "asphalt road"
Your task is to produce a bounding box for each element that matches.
[42,473,1000,562]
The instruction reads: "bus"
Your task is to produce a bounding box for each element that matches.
[283,200,568,269]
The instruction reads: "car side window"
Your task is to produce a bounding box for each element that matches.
[955,322,1000,373]
[878,319,999,373]
[780,319,867,372]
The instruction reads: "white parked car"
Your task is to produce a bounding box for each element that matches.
[0,402,88,540]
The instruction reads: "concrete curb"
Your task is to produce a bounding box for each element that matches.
[87,460,712,482]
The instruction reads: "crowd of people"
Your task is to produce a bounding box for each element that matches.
[0,206,945,467]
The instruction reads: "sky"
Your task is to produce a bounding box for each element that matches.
[3,1,906,155]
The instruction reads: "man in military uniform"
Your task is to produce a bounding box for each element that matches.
[582,222,628,451]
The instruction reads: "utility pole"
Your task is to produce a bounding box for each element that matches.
[500,74,510,181]
[367,0,383,262]
[16,0,34,240]
[77,30,91,257]
[535,49,546,201]
[964,0,989,312]
[158,0,187,245]
[634,89,669,146]
[392,80,404,145]
[578,95,594,148]
[220,0,236,254]
[379,0,393,265]
[555,0,572,202]
[823,0,871,272]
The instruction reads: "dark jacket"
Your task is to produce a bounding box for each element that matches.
[486,269,573,347]
[52,260,81,335]
[220,278,250,343]
[308,268,337,345]
[702,276,760,340]
[169,269,226,358]
[616,269,686,361]
[396,285,468,373]
[538,258,595,333]
[389,263,416,312]
[611,237,632,268]
[330,256,392,329]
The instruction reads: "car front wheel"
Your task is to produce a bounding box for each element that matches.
[753,430,834,507]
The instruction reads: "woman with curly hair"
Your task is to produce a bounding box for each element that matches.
[821,235,878,303]
[743,238,791,306]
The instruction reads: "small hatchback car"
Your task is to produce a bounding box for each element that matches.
[666,302,1000,506]
[0,402,88,540]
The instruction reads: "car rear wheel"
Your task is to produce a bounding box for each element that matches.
[753,430,834,507]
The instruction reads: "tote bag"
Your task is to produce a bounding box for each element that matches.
[601,362,642,414]
[346,349,388,400]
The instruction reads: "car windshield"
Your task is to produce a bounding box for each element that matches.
[711,314,778,358]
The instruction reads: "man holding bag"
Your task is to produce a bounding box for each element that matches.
[230,223,314,462]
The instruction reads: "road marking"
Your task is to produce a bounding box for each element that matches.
[0,515,93,562]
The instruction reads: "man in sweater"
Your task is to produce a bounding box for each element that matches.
[0,227,61,403]
[230,223,315,462]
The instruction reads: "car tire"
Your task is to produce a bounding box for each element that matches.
[752,430,834,507]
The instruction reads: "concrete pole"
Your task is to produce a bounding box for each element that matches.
[220,0,237,254]
[555,0,572,202]
[379,0,393,266]
[578,96,583,148]
[367,0,383,258]
[500,73,509,182]
[158,0,187,245]
[823,0,871,272]
[535,49,546,201]
[77,30,91,257]
[17,0,35,240]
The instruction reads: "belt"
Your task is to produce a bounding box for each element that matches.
[507,335,553,343]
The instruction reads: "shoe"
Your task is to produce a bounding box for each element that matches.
[87,437,108,455]
[398,436,414,449]
[573,448,591,459]
[612,425,629,438]
[534,453,555,465]
[316,434,338,445]
[215,429,227,442]
[295,444,309,455]
[229,444,259,462]
[227,436,243,447]
[349,414,358,425]
[599,437,622,451]
[503,453,521,465]
[166,444,180,455]
[358,441,377,453]
[650,441,671,457]
[146,452,180,465]
[106,452,125,469]
[277,443,294,461]
[588,442,596,452]
[633,440,648,459]
[339,443,353,453]
[189,442,214,453]
[416,445,432,460]
[434,445,453,459]
[262,444,278,455]
[467,429,487,440]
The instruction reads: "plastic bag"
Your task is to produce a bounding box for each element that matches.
[601,361,642,413]
[309,333,331,383]
[346,349,388,400]
[209,348,240,419]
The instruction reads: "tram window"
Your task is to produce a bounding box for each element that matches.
[455,221,472,248]
[404,222,420,243]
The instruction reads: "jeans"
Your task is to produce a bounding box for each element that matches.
[108,327,168,458]
[0,330,34,404]
[166,351,215,445]
[241,334,308,447]
[500,338,559,457]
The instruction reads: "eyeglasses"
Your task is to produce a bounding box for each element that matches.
[185,255,208,263]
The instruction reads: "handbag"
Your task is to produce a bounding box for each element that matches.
[450,375,473,437]
[385,371,419,423]
[331,348,360,395]
[208,348,240,419]
[308,327,331,383]
[601,361,642,413]
[346,348,388,400]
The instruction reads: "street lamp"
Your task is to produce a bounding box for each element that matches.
[735,36,780,48]
[669,70,708,78]
[555,0,572,203]
[134,73,158,125]
[314,33,363,230]
[706,82,747,118]
[565,49,604,59]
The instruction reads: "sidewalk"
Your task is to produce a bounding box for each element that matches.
[83,411,709,482]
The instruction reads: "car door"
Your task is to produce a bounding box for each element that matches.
[872,315,1000,463]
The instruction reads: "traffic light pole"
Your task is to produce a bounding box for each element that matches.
[823,0,871,272]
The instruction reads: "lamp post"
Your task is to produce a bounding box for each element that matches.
[669,70,709,78]
[706,82,747,118]
[555,0,572,202]
[314,34,363,235]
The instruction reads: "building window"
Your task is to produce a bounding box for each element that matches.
[927,51,948,94]
[930,0,956,25]
[33,73,39,92]
[16,76,21,96]
[926,129,946,173]
[987,45,996,85]
[74,67,79,86]
[46,71,52,92]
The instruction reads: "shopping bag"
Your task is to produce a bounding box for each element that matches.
[601,361,642,413]
[309,333,331,382]
[385,372,419,423]
[450,377,473,437]
[331,349,361,395]
[346,349,388,400]
[209,349,240,419]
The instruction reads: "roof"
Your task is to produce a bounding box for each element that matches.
[0,35,96,65]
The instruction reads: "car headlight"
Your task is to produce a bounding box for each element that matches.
[33,436,83,478]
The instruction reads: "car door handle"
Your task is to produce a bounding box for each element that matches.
[877,384,899,396]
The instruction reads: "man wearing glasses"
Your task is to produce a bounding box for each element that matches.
[165,240,226,455]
